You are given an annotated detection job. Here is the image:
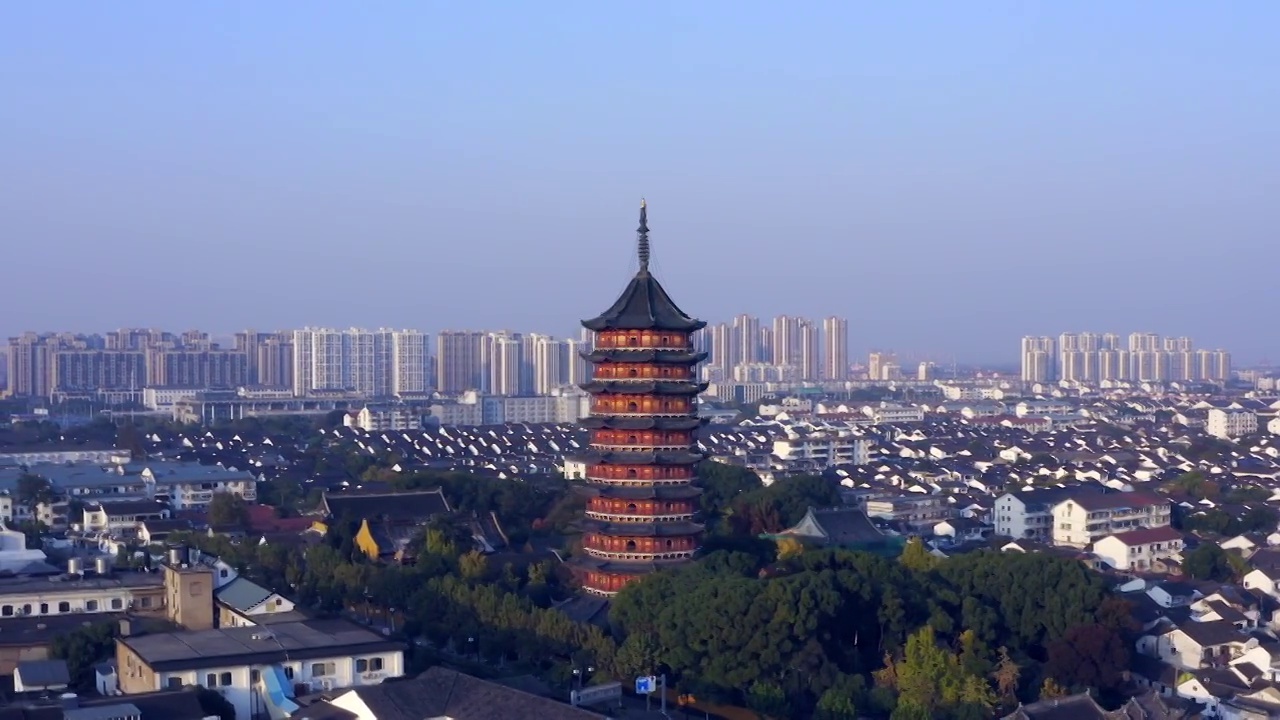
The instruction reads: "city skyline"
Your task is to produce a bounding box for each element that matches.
[4,4,1278,362]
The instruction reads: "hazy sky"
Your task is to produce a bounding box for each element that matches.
[2,2,1277,364]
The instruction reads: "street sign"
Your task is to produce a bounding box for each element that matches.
[635,675,657,694]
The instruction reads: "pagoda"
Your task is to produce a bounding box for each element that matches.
[571,200,709,596]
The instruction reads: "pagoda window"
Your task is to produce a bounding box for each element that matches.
[626,540,637,551]
[626,469,638,479]
[628,435,638,444]
[628,336,639,346]
[629,368,639,377]
[627,401,638,412]
[666,540,674,548]
[627,503,638,513]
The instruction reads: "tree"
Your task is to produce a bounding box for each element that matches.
[208,491,250,529]
[459,550,488,582]
[51,621,117,689]
[614,632,661,679]
[900,538,939,572]
[893,626,996,719]
[1183,543,1234,581]
[15,473,55,507]
[1039,677,1068,699]
[815,674,863,720]
[776,537,805,561]
[1045,623,1129,693]
[991,646,1020,710]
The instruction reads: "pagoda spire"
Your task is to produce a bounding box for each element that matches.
[637,198,650,273]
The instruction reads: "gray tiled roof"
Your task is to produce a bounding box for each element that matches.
[215,575,274,612]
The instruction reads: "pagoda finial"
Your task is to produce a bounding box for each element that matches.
[637,198,650,272]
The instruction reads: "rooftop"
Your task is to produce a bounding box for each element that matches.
[580,203,704,333]
[119,619,402,671]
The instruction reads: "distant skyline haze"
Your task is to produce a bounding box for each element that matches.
[2,2,1277,363]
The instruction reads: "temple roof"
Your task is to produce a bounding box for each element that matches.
[582,349,707,364]
[579,484,703,500]
[578,380,708,396]
[582,520,704,537]
[582,202,706,333]
[575,450,707,466]
[579,416,707,431]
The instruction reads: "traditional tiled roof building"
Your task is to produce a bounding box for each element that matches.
[571,201,709,596]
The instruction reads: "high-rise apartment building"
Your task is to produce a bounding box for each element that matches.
[146,349,248,388]
[707,322,736,381]
[821,316,848,381]
[532,335,567,396]
[732,315,761,366]
[1024,332,1231,385]
[388,330,429,395]
[1020,336,1056,384]
[436,331,485,394]
[292,328,425,397]
[482,333,523,396]
[799,320,820,381]
[235,331,294,388]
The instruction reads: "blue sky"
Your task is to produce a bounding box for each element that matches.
[2,2,1277,363]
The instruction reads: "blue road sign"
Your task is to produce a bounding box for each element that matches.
[635,675,656,694]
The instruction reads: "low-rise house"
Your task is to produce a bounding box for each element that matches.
[865,494,952,532]
[82,499,171,533]
[1051,491,1171,548]
[116,619,406,720]
[1145,620,1254,670]
[1093,526,1185,572]
[994,487,1079,541]
[215,576,302,628]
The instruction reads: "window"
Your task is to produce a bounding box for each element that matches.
[311,662,333,677]
[22,604,31,615]
[251,669,260,683]
[356,659,368,673]
[220,672,232,686]
[1,606,11,617]
[39,603,48,614]
[86,600,99,611]
[370,658,383,671]
[206,673,217,687]
[167,677,182,690]
[220,569,229,578]
[284,667,294,680]
[111,598,123,610]
[58,602,70,613]
[140,597,152,608]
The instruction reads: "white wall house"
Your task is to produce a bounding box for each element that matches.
[993,488,1077,540]
[117,621,405,720]
[1052,492,1171,548]
[772,433,869,468]
[1208,408,1258,439]
[1093,526,1185,571]
[1142,620,1253,671]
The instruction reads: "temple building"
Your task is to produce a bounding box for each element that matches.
[571,201,709,596]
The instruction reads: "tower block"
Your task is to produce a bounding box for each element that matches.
[571,201,709,596]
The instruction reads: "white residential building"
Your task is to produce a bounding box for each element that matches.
[1052,491,1171,548]
[1207,408,1258,439]
[343,406,421,432]
[1092,526,1185,571]
[116,620,405,720]
[993,488,1078,540]
[772,433,869,469]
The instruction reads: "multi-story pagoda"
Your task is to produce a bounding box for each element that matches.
[572,200,709,596]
